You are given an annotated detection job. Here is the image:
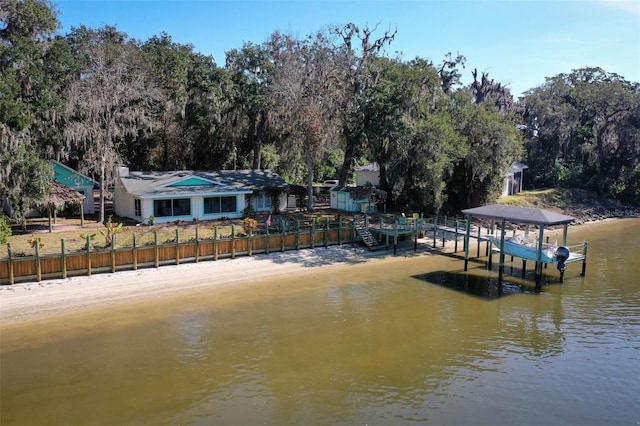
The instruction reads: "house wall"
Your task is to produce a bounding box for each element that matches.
[356,170,379,187]
[113,177,135,219]
[53,162,96,214]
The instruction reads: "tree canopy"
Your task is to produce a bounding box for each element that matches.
[2,0,638,224]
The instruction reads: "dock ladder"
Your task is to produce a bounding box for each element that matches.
[354,216,384,250]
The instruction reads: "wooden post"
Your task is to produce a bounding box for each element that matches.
[535,224,545,290]
[476,226,482,258]
[393,221,398,255]
[324,217,329,247]
[35,239,41,282]
[80,204,84,227]
[280,223,285,252]
[433,213,438,248]
[132,233,138,270]
[7,243,14,285]
[498,218,506,287]
[488,240,493,270]
[214,227,219,260]
[352,219,357,244]
[175,229,180,265]
[485,227,490,256]
[581,242,588,276]
[296,219,301,250]
[544,236,549,269]
[154,231,159,268]
[111,234,116,273]
[247,227,252,256]
[463,216,471,271]
[311,218,316,249]
[231,225,236,258]
[195,228,200,262]
[264,224,269,254]
[86,235,92,276]
[442,216,447,247]
[338,217,343,245]
[61,239,67,279]
[453,220,459,253]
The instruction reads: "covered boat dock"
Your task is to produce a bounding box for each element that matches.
[461,205,588,289]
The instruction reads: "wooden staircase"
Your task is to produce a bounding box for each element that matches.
[354,216,385,251]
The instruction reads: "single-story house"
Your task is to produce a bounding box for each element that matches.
[114,167,289,224]
[501,162,528,198]
[355,162,380,187]
[52,161,97,214]
[330,186,386,213]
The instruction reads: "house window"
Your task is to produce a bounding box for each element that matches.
[134,199,141,217]
[154,198,191,217]
[254,192,272,210]
[203,196,237,214]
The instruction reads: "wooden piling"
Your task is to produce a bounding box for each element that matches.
[61,239,67,279]
[154,231,159,268]
[7,243,14,285]
[132,233,138,270]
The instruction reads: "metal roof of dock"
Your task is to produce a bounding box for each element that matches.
[461,205,575,225]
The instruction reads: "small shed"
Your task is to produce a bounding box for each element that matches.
[330,186,386,213]
[501,162,528,198]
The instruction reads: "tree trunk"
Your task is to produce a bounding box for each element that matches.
[252,111,267,170]
[338,131,358,186]
[98,159,105,224]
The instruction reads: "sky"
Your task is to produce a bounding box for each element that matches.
[53,0,640,98]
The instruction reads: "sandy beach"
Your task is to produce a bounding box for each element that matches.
[0,241,438,324]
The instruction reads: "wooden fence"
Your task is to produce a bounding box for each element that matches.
[1,218,360,285]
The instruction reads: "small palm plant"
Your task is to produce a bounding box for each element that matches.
[100,215,123,247]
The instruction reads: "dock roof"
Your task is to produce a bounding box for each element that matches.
[461,205,575,226]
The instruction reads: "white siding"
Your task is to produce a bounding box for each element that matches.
[356,170,379,187]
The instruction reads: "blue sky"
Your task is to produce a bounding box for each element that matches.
[54,0,639,98]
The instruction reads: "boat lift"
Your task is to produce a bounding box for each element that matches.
[460,205,588,290]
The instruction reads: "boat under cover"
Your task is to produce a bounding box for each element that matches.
[484,235,558,263]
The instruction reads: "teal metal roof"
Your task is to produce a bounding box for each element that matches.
[462,205,575,225]
[52,161,97,187]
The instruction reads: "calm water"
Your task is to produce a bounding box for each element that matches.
[2,219,639,425]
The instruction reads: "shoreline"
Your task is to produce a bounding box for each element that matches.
[1,216,634,325]
[0,242,436,324]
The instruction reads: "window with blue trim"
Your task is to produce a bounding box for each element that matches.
[154,198,191,217]
[204,196,236,214]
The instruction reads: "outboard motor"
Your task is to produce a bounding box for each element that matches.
[555,246,570,272]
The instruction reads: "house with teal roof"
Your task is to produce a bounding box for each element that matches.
[52,161,98,214]
[113,167,289,224]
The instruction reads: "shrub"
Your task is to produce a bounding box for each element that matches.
[0,215,11,245]
[242,218,258,234]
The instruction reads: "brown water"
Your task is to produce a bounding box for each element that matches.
[2,219,639,425]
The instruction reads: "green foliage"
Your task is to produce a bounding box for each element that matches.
[99,215,123,247]
[242,204,256,219]
[0,215,12,245]
[521,67,640,202]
